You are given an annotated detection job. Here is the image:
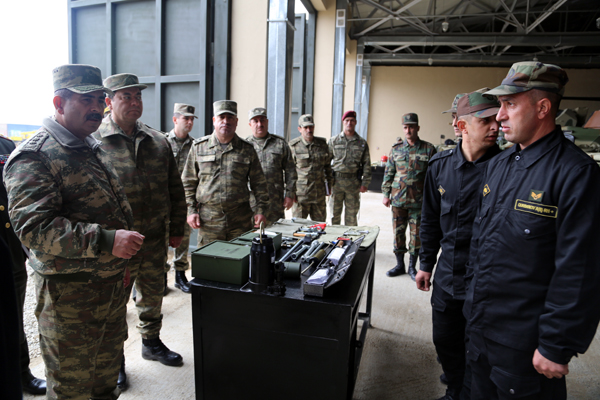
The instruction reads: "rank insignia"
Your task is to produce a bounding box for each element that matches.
[438,185,445,196]
[483,184,490,197]
[529,189,544,202]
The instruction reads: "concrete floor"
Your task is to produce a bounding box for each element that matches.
[24,191,600,399]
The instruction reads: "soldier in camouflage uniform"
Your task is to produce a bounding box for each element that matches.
[182,101,269,245]
[165,103,197,295]
[94,73,187,388]
[289,114,332,222]
[437,93,466,152]
[245,107,297,224]
[328,111,371,226]
[382,113,436,280]
[3,64,145,400]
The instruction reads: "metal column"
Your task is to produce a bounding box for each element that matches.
[354,43,364,138]
[331,0,346,137]
[267,0,295,139]
[302,0,317,116]
[359,64,371,141]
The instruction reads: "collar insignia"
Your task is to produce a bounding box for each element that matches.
[438,185,445,196]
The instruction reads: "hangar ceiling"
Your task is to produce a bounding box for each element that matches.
[347,0,600,67]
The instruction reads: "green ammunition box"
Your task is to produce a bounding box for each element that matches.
[236,230,282,251]
[191,241,250,285]
[229,239,251,247]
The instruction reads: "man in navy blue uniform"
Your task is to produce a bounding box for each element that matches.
[464,62,600,399]
[417,90,501,400]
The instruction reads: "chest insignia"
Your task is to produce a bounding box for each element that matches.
[438,185,445,196]
[529,189,544,202]
[515,199,558,218]
[483,184,490,197]
[0,154,8,165]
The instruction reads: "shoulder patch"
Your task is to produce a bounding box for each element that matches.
[289,137,301,145]
[193,136,210,145]
[20,131,49,153]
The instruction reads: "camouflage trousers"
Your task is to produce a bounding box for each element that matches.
[292,199,327,222]
[35,273,127,400]
[196,203,254,246]
[170,222,191,272]
[126,235,168,339]
[331,177,361,226]
[392,206,422,255]
[250,192,284,225]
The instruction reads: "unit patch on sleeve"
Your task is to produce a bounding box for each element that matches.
[483,184,490,197]
[514,199,557,218]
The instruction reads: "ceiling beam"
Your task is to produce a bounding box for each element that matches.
[526,0,568,34]
[360,34,600,47]
[364,53,600,67]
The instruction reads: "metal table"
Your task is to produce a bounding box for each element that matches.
[191,241,375,400]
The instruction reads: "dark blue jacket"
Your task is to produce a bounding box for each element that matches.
[464,127,600,365]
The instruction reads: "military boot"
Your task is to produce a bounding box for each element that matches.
[21,368,46,395]
[386,253,406,277]
[142,337,183,366]
[175,271,191,294]
[408,254,419,281]
[117,356,127,390]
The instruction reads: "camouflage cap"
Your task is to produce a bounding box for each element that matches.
[298,114,314,127]
[213,100,237,116]
[485,61,569,97]
[248,107,267,121]
[402,113,419,125]
[441,93,466,114]
[52,64,113,95]
[174,103,198,118]
[456,90,500,119]
[103,73,148,93]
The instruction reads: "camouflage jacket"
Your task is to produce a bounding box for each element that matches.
[328,132,372,187]
[382,138,436,208]
[289,136,332,203]
[165,130,194,175]
[245,133,297,204]
[182,132,269,216]
[93,116,186,241]
[3,117,134,279]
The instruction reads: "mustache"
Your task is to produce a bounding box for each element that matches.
[86,113,102,121]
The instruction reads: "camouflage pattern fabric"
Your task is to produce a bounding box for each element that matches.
[182,132,269,246]
[36,275,126,400]
[246,132,297,223]
[329,132,372,225]
[292,199,326,222]
[3,117,134,399]
[289,135,332,218]
[485,61,568,96]
[381,139,436,209]
[392,206,421,255]
[165,129,194,271]
[93,116,186,338]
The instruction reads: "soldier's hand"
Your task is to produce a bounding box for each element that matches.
[187,214,201,229]
[113,230,145,259]
[283,197,294,210]
[254,214,267,228]
[533,349,569,379]
[382,197,391,208]
[415,270,432,291]
[359,185,368,193]
[170,236,184,248]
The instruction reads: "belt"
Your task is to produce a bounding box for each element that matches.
[333,172,356,178]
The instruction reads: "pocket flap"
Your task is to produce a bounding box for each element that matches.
[490,366,541,398]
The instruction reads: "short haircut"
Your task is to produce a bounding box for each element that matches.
[54,88,73,100]
[528,89,561,117]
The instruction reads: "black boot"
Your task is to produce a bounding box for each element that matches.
[436,386,461,400]
[408,254,418,281]
[117,355,127,390]
[386,253,406,277]
[163,272,168,296]
[175,271,191,294]
[22,368,46,395]
[142,337,183,367]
